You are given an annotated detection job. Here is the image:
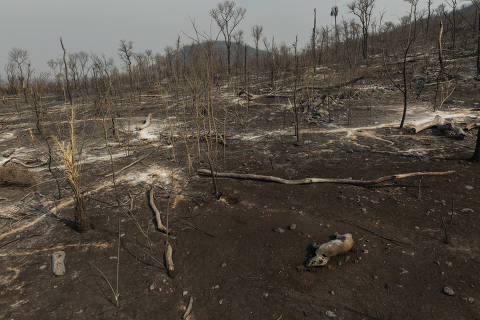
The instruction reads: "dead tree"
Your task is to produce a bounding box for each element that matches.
[383,3,417,129]
[210,1,246,77]
[473,0,480,78]
[60,38,73,105]
[118,40,135,91]
[311,8,317,72]
[251,25,263,71]
[331,6,340,45]
[8,48,30,103]
[472,128,480,162]
[348,0,376,59]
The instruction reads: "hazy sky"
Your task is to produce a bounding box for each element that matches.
[1,0,439,74]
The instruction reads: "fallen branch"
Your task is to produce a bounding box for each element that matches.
[148,187,168,233]
[164,242,174,278]
[183,296,194,320]
[197,169,455,187]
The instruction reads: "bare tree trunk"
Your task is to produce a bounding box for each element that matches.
[60,38,73,105]
[472,128,480,162]
[477,11,480,78]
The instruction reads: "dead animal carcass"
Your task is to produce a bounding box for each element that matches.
[306,233,354,267]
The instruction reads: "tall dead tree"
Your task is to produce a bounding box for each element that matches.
[118,40,134,91]
[60,38,73,105]
[331,6,339,45]
[210,1,246,77]
[8,48,30,103]
[383,2,416,129]
[251,25,263,70]
[311,8,317,72]
[472,128,480,162]
[348,0,376,59]
[473,0,480,78]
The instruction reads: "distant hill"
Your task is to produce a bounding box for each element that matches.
[179,41,262,63]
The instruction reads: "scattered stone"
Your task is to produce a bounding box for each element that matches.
[39,264,47,270]
[218,299,224,305]
[262,292,269,299]
[330,290,335,295]
[325,310,337,318]
[465,185,474,191]
[273,227,285,234]
[149,283,155,291]
[360,208,367,214]
[461,208,474,214]
[51,251,66,276]
[443,286,455,296]
[467,297,475,304]
[212,284,220,290]
[221,262,227,268]
[289,224,297,231]
[182,290,188,296]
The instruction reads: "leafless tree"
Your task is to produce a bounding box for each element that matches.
[348,0,376,59]
[471,0,480,78]
[331,6,340,44]
[118,40,134,90]
[251,25,263,70]
[210,1,246,76]
[445,0,458,54]
[8,48,30,102]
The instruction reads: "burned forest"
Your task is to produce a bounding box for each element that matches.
[1,0,480,319]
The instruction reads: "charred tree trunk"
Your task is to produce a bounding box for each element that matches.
[472,128,480,162]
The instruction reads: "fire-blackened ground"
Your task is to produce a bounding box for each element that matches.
[1,67,479,319]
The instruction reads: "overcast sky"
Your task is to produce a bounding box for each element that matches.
[1,0,440,75]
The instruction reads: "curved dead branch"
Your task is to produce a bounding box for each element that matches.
[197,169,455,186]
[148,187,168,233]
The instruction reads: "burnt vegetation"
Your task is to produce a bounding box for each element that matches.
[1,1,480,319]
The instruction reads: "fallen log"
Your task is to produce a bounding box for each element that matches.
[404,115,445,134]
[197,169,455,186]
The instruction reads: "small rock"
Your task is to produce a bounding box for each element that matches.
[51,251,65,276]
[330,290,335,295]
[262,292,269,298]
[443,286,455,296]
[39,264,47,270]
[289,224,297,231]
[218,299,224,305]
[182,290,188,296]
[325,310,337,318]
[465,185,474,191]
[467,297,475,304]
[445,261,453,267]
[273,227,285,234]
[221,262,227,268]
[461,208,474,214]
[360,208,367,214]
[373,275,378,280]
[149,283,155,291]
[213,284,220,290]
